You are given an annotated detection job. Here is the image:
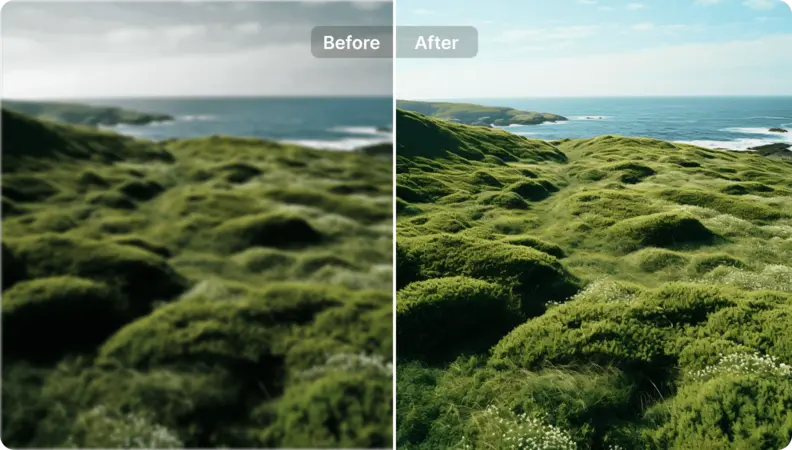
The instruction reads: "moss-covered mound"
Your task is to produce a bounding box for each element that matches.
[398,234,580,316]
[1,109,393,449]
[3,277,127,362]
[396,109,568,163]
[607,212,718,253]
[5,234,188,313]
[395,109,792,450]
[213,212,325,253]
[397,277,521,361]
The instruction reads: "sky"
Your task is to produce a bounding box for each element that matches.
[396,0,792,98]
[1,0,392,99]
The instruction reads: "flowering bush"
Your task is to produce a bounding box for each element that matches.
[687,351,792,383]
[461,405,577,450]
[65,406,183,449]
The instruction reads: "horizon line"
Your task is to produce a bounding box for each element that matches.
[398,94,792,100]
[1,94,394,102]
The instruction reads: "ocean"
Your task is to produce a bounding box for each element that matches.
[77,97,393,151]
[451,96,792,151]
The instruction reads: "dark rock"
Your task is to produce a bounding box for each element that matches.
[748,142,791,158]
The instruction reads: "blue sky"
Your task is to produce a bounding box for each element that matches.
[396,0,792,98]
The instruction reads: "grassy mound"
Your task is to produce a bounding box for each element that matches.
[398,234,580,316]
[2,277,127,362]
[5,234,188,313]
[607,212,718,253]
[397,277,521,361]
[212,212,324,253]
[396,109,568,163]
[1,109,393,448]
[258,371,392,448]
[395,109,792,449]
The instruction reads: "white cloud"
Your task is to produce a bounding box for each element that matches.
[631,22,654,30]
[663,24,692,32]
[396,33,792,98]
[627,3,647,9]
[578,0,598,4]
[4,42,392,98]
[304,0,393,10]
[412,8,434,15]
[694,0,723,5]
[234,22,262,35]
[492,25,599,43]
[351,1,387,11]
[599,5,615,10]
[105,28,151,44]
[162,25,207,41]
[743,0,775,9]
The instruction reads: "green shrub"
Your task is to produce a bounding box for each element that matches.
[399,234,580,316]
[646,373,792,449]
[2,277,127,362]
[633,283,737,328]
[7,234,187,312]
[257,371,392,448]
[397,277,521,361]
[65,406,184,449]
[491,301,672,379]
[98,285,344,371]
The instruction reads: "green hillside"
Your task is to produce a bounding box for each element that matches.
[3,100,173,126]
[395,108,792,449]
[1,108,393,448]
[396,100,567,126]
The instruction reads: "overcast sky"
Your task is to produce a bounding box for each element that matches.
[1,1,392,99]
[397,0,792,98]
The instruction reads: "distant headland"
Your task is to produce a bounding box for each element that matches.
[2,100,174,127]
[396,100,567,126]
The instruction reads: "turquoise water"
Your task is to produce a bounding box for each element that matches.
[78,97,393,151]
[449,96,792,150]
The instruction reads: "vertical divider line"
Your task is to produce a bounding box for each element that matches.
[0,2,8,449]
[390,3,398,449]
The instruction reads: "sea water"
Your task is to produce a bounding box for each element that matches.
[449,96,792,150]
[77,96,393,151]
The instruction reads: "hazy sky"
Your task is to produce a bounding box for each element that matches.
[1,1,392,99]
[396,0,792,98]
